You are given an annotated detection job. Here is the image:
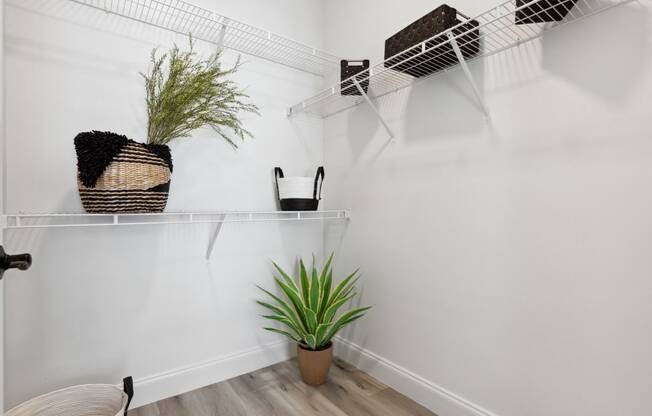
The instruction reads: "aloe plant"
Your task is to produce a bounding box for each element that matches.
[257,254,371,351]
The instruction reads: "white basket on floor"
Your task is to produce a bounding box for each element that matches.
[6,378,134,416]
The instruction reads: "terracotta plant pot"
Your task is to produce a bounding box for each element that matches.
[297,342,333,386]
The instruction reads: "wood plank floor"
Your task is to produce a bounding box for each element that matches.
[131,359,436,416]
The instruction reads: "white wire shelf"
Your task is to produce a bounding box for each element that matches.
[288,0,633,118]
[3,210,350,230]
[69,0,340,77]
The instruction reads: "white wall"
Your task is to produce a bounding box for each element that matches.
[5,1,652,414]
[1,0,5,410]
[3,0,329,409]
[324,1,652,416]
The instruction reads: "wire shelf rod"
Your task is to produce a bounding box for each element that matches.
[3,210,351,230]
[69,0,340,76]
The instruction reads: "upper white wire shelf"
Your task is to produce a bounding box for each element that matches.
[288,0,633,117]
[69,0,341,77]
[3,210,350,229]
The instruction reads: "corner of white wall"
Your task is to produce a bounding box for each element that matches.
[130,340,293,409]
[335,337,500,416]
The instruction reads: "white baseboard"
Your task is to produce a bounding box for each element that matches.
[128,337,500,416]
[334,337,500,416]
[129,340,293,409]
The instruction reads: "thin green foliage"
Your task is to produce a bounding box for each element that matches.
[142,38,260,147]
[257,253,371,351]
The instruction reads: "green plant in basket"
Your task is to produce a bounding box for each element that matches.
[142,37,260,147]
[257,253,371,351]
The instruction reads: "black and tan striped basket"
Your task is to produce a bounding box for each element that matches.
[74,131,173,214]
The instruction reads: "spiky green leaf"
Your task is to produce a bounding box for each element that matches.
[317,269,333,321]
[322,292,357,324]
[328,270,360,307]
[299,259,311,305]
[305,334,317,350]
[314,323,332,348]
[261,315,305,338]
[273,262,298,293]
[256,288,307,334]
[264,327,301,343]
[320,253,334,285]
[304,307,318,334]
[322,307,372,342]
[309,264,320,311]
[256,300,285,317]
[273,279,308,330]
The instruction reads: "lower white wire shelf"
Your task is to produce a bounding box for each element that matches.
[3,210,351,230]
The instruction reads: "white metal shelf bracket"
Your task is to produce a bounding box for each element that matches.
[205,215,226,260]
[446,33,490,119]
[215,17,229,52]
[353,79,394,140]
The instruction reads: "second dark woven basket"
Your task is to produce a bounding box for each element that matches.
[384,4,480,78]
[340,60,370,96]
[74,131,173,214]
[515,0,579,24]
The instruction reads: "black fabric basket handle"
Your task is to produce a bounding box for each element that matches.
[274,167,285,200]
[123,377,134,416]
[313,167,325,200]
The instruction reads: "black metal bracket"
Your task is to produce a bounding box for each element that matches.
[0,245,32,280]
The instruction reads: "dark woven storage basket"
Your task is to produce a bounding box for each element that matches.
[384,4,480,78]
[340,60,370,96]
[515,0,579,24]
[74,131,173,214]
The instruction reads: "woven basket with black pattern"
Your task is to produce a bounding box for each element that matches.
[74,131,173,214]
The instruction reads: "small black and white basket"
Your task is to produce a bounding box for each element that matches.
[274,167,324,211]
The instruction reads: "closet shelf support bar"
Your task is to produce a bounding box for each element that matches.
[447,32,490,119]
[215,17,229,52]
[206,215,226,260]
[353,79,395,140]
